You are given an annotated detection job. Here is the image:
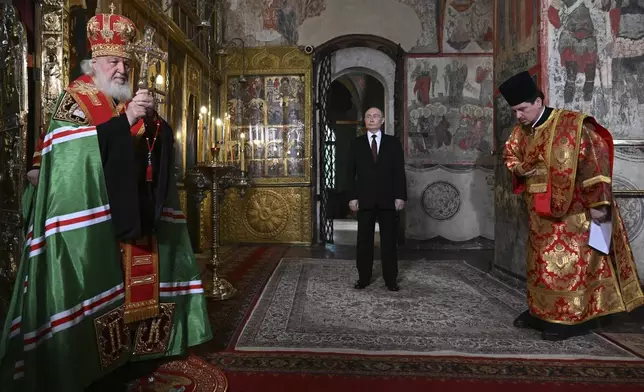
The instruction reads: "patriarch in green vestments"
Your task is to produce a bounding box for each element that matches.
[0,9,212,392]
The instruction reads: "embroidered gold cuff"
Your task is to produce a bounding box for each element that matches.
[528,183,547,193]
[582,175,611,188]
[589,201,611,208]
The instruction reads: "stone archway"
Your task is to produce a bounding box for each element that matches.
[312,34,405,244]
[330,49,395,134]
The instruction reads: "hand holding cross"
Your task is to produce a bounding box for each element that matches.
[128,25,168,90]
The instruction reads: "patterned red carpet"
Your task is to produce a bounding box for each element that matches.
[191,246,644,391]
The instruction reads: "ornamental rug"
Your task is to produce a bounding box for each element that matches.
[127,355,227,392]
[233,258,640,360]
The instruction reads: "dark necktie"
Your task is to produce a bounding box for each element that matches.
[371,134,377,162]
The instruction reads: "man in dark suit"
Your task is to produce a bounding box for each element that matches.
[346,107,407,291]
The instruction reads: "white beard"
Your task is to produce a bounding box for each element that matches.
[94,70,132,102]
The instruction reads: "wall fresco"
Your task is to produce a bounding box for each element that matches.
[398,0,440,52]
[225,0,327,46]
[494,0,539,82]
[406,56,494,165]
[545,0,644,139]
[225,0,439,52]
[441,0,494,54]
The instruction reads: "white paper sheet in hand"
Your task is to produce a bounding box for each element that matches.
[589,220,612,254]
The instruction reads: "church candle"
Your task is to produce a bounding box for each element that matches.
[240,132,246,172]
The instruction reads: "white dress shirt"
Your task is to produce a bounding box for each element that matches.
[367,130,382,153]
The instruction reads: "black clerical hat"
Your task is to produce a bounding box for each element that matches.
[498,71,539,106]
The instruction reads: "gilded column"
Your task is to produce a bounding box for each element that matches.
[38,0,70,132]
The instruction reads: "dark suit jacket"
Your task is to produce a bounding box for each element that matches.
[346,133,407,210]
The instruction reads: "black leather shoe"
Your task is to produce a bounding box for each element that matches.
[542,323,590,341]
[354,280,369,289]
[513,310,536,329]
[541,324,570,341]
[386,284,400,292]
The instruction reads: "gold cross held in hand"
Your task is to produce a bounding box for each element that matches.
[128,25,168,90]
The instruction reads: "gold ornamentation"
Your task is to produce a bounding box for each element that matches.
[582,175,612,188]
[548,111,585,217]
[87,17,100,40]
[199,192,212,250]
[178,188,188,217]
[91,43,135,60]
[250,51,281,69]
[542,244,579,278]
[528,183,547,193]
[221,187,312,244]
[52,92,89,125]
[133,303,175,355]
[43,12,61,32]
[282,48,311,68]
[40,2,69,132]
[101,13,115,41]
[113,20,136,41]
[94,305,131,369]
[244,190,289,238]
[128,25,168,89]
[69,80,102,105]
[0,4,28,297]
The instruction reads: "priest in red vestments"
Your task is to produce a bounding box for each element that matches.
[500,71,644,341]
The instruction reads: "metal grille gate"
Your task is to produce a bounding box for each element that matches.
[316,54,333,243]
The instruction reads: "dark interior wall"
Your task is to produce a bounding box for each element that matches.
[328,74,384,219]
[362,77,385,116]
[493,1,540,278]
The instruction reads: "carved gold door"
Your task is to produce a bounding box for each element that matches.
[0,5,28,316]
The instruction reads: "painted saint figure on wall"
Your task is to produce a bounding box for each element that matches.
[445,60,468,106]
[609,0,644,104]
[549,2,597,103]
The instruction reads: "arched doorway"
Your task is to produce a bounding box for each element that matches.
[327,73,385,245]
[313,34,405,244]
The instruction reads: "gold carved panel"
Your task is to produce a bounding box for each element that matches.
[178,188,187,217]
[39,0,70,134]
[221,187,312,244]
[0,4,28,321]
[199,192,212,250]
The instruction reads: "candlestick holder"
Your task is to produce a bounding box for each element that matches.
[195,149,236,300]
